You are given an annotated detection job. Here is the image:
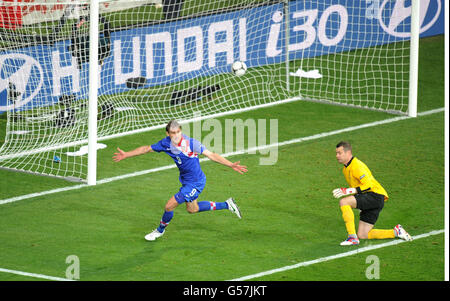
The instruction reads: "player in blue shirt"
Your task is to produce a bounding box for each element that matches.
[113,120,247,241]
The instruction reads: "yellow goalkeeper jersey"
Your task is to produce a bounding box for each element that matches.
[343,157,389,200]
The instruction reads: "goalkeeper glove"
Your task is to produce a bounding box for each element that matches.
[332,187,357,198]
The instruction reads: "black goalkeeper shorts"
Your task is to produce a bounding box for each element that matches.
[355,192,386,225]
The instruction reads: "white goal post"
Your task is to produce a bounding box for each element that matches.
[0,0,426,184]
[408,0,420,118]
[88,0,99,185]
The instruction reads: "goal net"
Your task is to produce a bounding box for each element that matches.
[0,0,419,183]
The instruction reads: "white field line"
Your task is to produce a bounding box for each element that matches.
[0,229,444,281]
[0,107,444,206]
[0,267,74,281]
[228,229,445,281]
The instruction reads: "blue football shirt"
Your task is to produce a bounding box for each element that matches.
[151,134,207,184]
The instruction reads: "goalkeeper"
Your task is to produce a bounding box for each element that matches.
[113,120,247,241]
[333,141,412,246]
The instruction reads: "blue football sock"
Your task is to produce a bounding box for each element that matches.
[216,202,229,210]
[198,201,211,212]
[157,210,173,233]
[198,201,229,212]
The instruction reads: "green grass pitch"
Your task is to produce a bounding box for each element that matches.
[0,34,445,282]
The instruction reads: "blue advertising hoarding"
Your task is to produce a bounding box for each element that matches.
[0,0,444,113]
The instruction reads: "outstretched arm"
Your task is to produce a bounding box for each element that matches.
[113,146,153,162]
[202,150,247,174]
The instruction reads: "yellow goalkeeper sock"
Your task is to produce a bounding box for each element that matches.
[368,229,395,239]
[340,205,356,236]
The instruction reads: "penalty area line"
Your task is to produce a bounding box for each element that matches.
[227,229,445,281]
[0,107,444,206]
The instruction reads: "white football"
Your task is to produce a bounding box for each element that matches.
[232,61,247,76]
